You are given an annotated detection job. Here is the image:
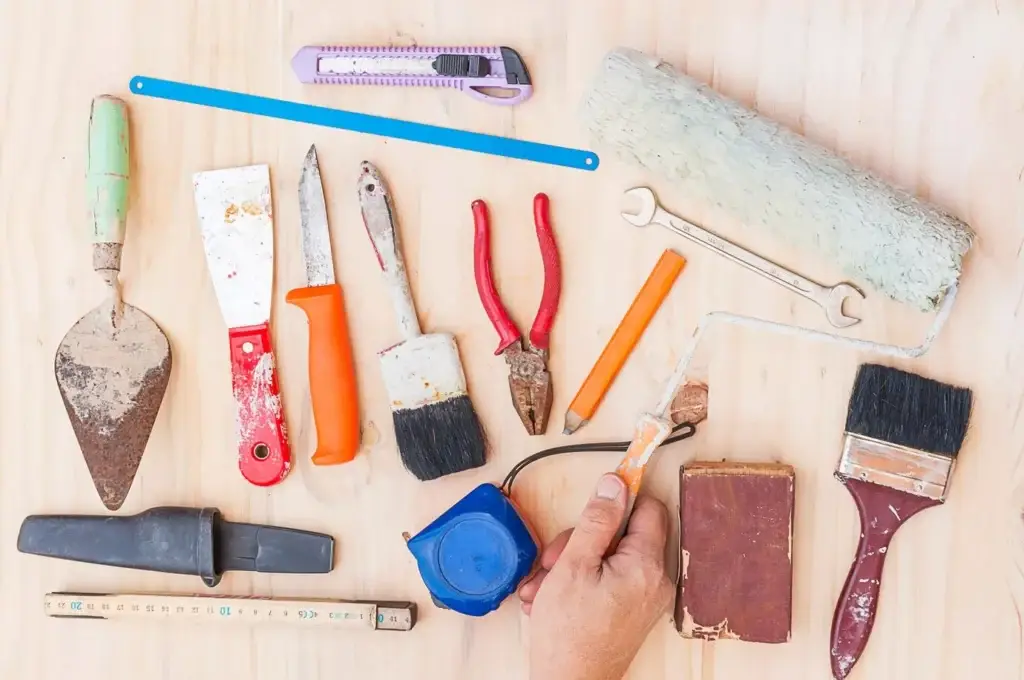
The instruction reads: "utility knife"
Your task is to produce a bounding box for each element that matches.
[192,164,291,486]
[285,145,361,465]
[291,45,533,106]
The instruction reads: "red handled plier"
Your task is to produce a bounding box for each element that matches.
[472,194,561,435]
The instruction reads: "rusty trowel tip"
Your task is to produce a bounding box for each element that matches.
[54,305,172,510]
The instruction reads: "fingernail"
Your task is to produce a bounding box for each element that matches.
[595,474,623,500]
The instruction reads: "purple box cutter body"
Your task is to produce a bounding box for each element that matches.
[292,45,533,106]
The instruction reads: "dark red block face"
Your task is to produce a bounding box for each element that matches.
[675,462,795,644]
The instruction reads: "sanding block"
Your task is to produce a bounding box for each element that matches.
[675,462,795,644]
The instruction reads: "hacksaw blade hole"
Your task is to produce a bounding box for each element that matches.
[366,183,375,193]
[253,444,270,460]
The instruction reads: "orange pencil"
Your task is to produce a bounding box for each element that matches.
[563,249,686,434]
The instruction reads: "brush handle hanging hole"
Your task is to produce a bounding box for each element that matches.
[242,342,254,353]
[253,444,270,460]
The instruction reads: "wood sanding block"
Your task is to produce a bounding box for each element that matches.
[675,462,795,644]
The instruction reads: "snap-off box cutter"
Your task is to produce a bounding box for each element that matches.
[291,45,533,106]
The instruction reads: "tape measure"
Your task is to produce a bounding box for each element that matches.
[406,483,538,617]
[44,592,415,631]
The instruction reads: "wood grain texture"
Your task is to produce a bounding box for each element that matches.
[2,1,1024,679]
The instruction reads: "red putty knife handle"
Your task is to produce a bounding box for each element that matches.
[830,477,941,679]
[229,323,291,486]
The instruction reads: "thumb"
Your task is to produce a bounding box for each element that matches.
[560,474,627,570]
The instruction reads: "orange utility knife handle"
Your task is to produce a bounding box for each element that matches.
[286,283,361,465]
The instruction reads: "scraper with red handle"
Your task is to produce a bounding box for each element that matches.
[193,165,291,486]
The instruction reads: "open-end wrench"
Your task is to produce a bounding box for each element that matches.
[621,187,864,328]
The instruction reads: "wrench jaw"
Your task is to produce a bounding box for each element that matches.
[825,284,866,329]
[620,187,658,227]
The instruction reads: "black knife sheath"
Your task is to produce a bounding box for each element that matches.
[17,506,334,587]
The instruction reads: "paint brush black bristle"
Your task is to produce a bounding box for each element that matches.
[393,395,487,481]
[844,363,973,457]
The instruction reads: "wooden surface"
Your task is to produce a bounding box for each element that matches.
[2,1,1023,678]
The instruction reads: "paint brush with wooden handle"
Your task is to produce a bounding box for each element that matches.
[830,363,972,679]
[358,161,486,481]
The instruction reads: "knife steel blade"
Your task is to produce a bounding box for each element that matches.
[299,146,335,287]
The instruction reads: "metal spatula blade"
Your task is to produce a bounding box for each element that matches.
[54,96,172,510]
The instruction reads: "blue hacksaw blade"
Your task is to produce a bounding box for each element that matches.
[129,76,599,171]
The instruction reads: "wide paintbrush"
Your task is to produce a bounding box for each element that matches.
[831,363,972,679]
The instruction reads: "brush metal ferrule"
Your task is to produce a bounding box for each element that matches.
[836,433,956,501]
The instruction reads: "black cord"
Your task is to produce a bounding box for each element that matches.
[501,422,697,495]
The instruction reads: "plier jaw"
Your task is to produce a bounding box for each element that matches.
[504,341,553,436]
[473,195,561,435]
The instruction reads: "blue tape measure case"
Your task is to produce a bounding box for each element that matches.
[406,483,538,617]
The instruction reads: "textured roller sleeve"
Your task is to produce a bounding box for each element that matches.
[581,48,974,312]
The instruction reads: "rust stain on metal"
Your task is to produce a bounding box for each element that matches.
[54,301,172,510]
[224,203,239,223]
[505,342,552,435]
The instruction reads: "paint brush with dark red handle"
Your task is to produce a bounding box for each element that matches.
[830,363,972,679]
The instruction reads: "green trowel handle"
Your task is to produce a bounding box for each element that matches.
[87,95,129,274]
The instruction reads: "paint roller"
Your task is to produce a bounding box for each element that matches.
[579,47,976,516]
[582,47,974,313]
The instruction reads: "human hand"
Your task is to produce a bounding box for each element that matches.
[519,473,674,680]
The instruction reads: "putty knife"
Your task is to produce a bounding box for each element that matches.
[54,95,172,511]
[192,165,290,486]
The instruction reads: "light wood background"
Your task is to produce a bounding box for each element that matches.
[2,1,1023,678]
